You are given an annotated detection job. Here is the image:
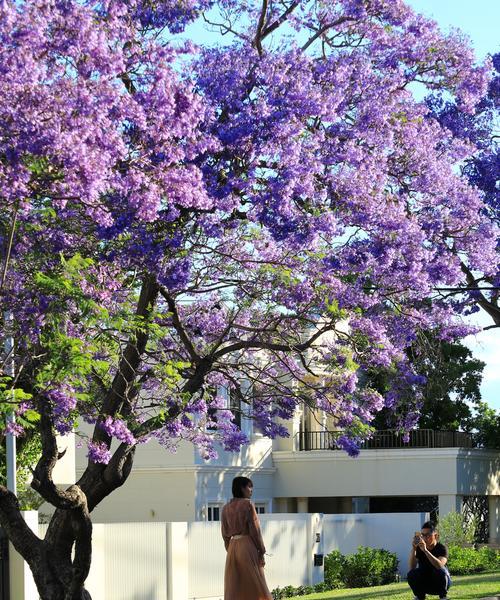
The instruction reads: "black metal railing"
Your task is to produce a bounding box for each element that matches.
[296,429,474,451]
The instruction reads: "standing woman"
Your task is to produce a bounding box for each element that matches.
[221,476,272,600]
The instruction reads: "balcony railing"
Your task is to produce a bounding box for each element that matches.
[296,429,474,451]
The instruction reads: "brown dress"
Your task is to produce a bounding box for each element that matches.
[221,498,272,600]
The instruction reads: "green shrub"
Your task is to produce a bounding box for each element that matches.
[271,586,296,599]
[275,546,400,597]
[342,546,399,587]
[447,545,498,575]
[296,585,314,596]
[477,546,500,570]
[324,549,346,589]
[282,585,296,597]
[438,511,476,546]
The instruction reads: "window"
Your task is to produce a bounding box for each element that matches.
[254,503,266,514]
[229,388,242,428]
[207,504,221,521]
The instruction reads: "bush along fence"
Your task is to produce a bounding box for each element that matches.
[272,547,399,599]
[271,543,500,598]
[447,545,500,575]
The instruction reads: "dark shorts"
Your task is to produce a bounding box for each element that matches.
[407,567,451,599]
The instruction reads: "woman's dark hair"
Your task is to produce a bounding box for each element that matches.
[232,476,253,498]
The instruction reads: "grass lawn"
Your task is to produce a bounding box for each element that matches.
[299,571,500,600]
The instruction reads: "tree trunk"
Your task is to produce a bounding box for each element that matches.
[31,509,93,600]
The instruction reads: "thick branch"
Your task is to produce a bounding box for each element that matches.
[461,262,500,327]
[253,0,268,56]
[0,485,41,560]
[261,1,300,39]
[95,275,159,435]
[66,507,93,600]
[212,324,330,361]
[31,400,88,509]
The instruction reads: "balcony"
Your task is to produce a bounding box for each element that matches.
[296,429,474,451]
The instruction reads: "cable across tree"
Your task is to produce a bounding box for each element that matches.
[0,1,498,598]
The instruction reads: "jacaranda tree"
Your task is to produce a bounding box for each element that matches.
[427,51,500,328]
[0,1,497,598]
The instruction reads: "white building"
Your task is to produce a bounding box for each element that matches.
[69,407,500,545]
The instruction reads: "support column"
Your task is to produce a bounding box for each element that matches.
[297,497,308,513]
[438,494,463,518]
[488,495,500,544]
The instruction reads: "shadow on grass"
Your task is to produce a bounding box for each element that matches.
[455,572,500,583]
[304,572,500,600]
[333,591,403,599]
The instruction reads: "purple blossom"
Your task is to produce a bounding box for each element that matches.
[99,416,136,445]
[2,0,497,483]
[3,421,25,437]
[86,440,112,464]
[336,435,360,457]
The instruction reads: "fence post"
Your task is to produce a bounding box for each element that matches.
[306,513,324,586]
[166,522,189,600]
[9,511,38,600]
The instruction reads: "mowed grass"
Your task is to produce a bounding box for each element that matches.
[299,571,500,600]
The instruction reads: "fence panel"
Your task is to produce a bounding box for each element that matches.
[259,516,310,591]
[323,512,426,575]
[187,521,225,599]
[40,522,168,600]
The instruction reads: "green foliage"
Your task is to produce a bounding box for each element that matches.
[447,545,500,575]
[341,547,398,588]
[0,433,44,510]
[273,547,399,598]
[469,402,500,449]
[272,583,330,599]
[438,511,477,546]
[370,333,487,436]
[324,549,346,589]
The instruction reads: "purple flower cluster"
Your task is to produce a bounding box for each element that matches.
[47,386,77,436]
[2,0,498,466]
[99,416,136,445]
[86,440,112,464]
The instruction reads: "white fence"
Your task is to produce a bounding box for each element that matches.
[35,512,426,600]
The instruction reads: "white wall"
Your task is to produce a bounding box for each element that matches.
[87,469,196,523]
[34,512,421,600]
[322,512,427,576]
[273,448,500,498]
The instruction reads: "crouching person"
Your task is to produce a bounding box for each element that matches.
[407,521,451,600]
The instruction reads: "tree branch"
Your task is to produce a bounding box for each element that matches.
[261,1,300,39]
[460,262,500,327]
[31,399,89,510]
[159,285,200,363]
[212,324,331,361]
[0,485,41,561]
[253,0,268,56]
[302,17,356,52]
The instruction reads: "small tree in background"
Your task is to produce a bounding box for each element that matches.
[438,511,477,547]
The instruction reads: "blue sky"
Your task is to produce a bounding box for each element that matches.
[407,0,500,60]
[407,0,500,412]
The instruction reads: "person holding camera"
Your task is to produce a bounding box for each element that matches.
[407,521,451,600]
